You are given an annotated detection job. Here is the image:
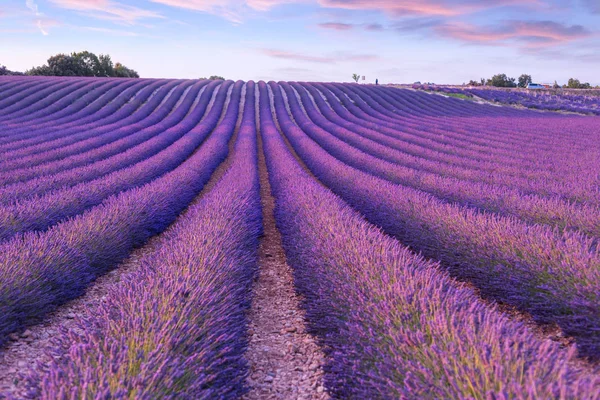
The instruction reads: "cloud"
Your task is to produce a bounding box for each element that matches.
[26,0,41,16]
[392,17,444,32]
[148,0,542,22]
[262,48,380,63]
[581,0,600,13]
[317,21,387,32]
[48,0,161,24]
[318,21,354,30]
[36,19,48,35]
[149,0,298,22]
[25,0,57,35]
[365,23,384,31]
[436,20,592,47]
[316,0,541,17]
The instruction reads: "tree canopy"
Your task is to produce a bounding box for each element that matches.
[0,65,24,76]
[26,51,139,78]
[566,78,592,89]
[517,74,532,88]
[486,73,517,88]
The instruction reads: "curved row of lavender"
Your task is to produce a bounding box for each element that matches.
[21,81,262,399]
[0,78,242,346]
[414,84,600,115]
[0,77,599,398]
[267,81,600,361]
[258,81,600,398]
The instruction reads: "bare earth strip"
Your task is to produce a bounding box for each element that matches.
[0,81,242,399]
[242,86,329,400]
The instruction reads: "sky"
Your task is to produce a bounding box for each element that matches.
[0,0,598,84]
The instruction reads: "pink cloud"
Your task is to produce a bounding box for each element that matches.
[316,0,541,17]
[149,0,299,22]
[318,22,354,30]
[49,0,161,24]
[149,0,544,22]
[436,20,592,47]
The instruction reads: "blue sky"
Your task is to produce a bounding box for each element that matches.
[0,0,598,84]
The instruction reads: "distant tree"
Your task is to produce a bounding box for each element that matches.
[517,74,532,88]
[468,79,482,86]
[566,78,592,89]
[352,73,360,83]
[0,65,23,75]
[27,51,139,78]
[208,75,225,80]
[553,80,561,89]
[97,54,115,77]
[486,73,517,88]
[480,78,485,86]
[567,78,581,89]
[114,62,139,78]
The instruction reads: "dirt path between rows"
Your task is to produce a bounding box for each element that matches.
[242,86,329,400]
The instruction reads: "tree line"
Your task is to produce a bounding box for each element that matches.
[468,74,596,89]
[2,51,139,78]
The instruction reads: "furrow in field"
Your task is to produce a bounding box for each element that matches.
[288,82,600,239]
[0,81,214,204]
[0,80,195,185]
[0,81,261,399]
[269,81,600,361]
[258,80,600,399]
[0,80,241,345]
[242,82,328,400]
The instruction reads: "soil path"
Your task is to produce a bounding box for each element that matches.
[242,86,329,400]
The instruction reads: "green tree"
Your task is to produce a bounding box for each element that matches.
[98,54,115,77]
[114,62,139,78]
[517,74,532,88]
[0,65,23,76]
[567,78,581,88]
[486,73,517,88]
[208,75,225,80]
[26,51,139,78]
[352,73,360,83]
[553,80,560,89]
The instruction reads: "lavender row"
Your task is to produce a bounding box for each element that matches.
[21,81,261,399]
[0,79,158,150]
[0,80,196,184]
[321,83,584,172]
[0,80,242,347]
[0,79,97,121]
[342,83,600,165]
[0,78,81,119]
[340,83,600,157]
[285,82,600,239]
[299,82,561,177]
[0,79,54,109]
[0,80,176,161]
[0,78,144,146]
[420,85,600,115]
[0,80,236,240]
[317,84,600,205]
[295,82,586,193]
[0,79,117,128]
[259,81,600,398]
[0,82,214,204]
[270,81,600,360]
[0,81,212,204]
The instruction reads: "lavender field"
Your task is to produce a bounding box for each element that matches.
[1,76,600,399]
[414,84,600,115]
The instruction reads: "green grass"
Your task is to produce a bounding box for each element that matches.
[442,92,473,100]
